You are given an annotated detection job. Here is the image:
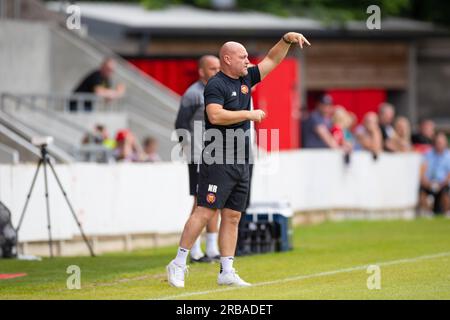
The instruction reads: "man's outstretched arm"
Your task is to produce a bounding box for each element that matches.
[258,32,310,80]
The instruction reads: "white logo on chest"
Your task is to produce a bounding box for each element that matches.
[231,91,237,97]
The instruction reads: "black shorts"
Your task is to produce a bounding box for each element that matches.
[188,163,199,196]
[420,185,450,196]
[420,185,450,213]
[197,163,250,212]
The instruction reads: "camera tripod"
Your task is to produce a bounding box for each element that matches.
[16,144,95,257]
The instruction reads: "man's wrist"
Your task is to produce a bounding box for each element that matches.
[282,35,292,45]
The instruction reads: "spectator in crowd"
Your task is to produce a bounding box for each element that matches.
[302,94,339,149]
[331,106,354,149]
[419,132,450,216]
[378,103,398,152]
[70,58,126,112]
[354,112,383,156]
[142,136,161,162]
[113,129,142,162]
[412,119,436,153]
[393,116,413,152]
[82,124,116,149]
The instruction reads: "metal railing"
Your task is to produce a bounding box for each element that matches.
[0,109,74,163]
[74,143,115,163]
[1,92,124,113]
[1,91,177,162]
[0,92,119,162]
[0,92,173,163]
[0,142,19,164]
[1,93,90,144]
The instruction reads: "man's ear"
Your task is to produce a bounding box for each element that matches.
[224,55,231,66]
[198,68,205,79]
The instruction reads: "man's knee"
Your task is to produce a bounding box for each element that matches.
[221,209,241,226]
[193,206,216,223]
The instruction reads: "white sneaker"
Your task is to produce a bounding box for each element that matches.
[166,261,188,288]
[206,250,221,259]
[190,251,205,260]
[217,268,251,287]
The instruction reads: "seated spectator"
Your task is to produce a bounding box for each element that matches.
[70,58,126,112]
[419,132,450,216]
[302,94,338,149]
[378,103,399,152]
[412,119,435,153]
[354,112,383,156]
[331,106,354,150]
[142,136,161,162]
[113,129,142,162]
[393,116,413,152]
[82,124,116,149]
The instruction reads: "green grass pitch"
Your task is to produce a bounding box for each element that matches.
[1,218,450,299]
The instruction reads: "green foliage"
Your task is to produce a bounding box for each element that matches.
[140,0,211,10]
[236,0,412,22]
[141,0,182,10]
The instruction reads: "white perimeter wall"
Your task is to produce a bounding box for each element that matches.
[0,150,422,242]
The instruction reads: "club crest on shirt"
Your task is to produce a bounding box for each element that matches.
[206,192,216,204]
[241,85,249,95]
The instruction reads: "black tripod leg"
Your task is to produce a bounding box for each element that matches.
[16,159,43,256]
[47,159,95,257]
[16,159,42,233]
[42,158,54,258]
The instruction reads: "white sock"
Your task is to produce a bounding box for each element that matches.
[190,237,204,259]
[220,256,234,274]
[206,232,219,257]
[174,247,189,266]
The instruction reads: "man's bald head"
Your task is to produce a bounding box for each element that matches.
[198,55,219,69]
[198,55,220,83]
[219,42,246,60]
[219,41,250,78]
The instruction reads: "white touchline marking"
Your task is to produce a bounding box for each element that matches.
[152,251,450,300]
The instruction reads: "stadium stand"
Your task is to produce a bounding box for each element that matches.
[0,1,180,163]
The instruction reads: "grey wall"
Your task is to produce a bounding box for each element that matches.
[50,25,108,93]
[0,20,51,93]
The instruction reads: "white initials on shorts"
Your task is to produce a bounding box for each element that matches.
[208,184,218,193]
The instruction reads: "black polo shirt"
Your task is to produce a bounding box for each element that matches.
[203,66,261,163]
[74,70,111,93]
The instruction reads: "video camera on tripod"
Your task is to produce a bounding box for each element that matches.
[15,136,95,257]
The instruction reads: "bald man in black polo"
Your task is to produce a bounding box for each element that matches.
[167,32,310,288]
